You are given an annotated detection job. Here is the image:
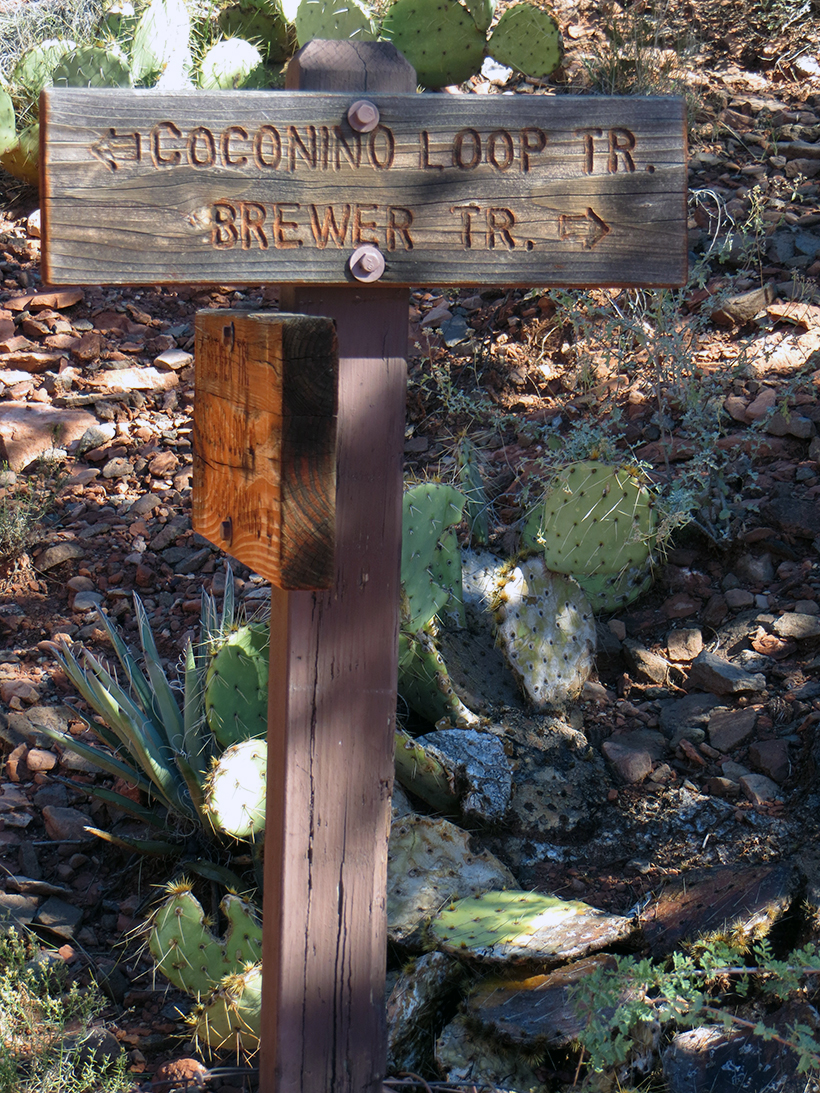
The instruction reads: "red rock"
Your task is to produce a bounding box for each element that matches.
[6,288,84,312]
[5,744,29,782]
[662,592,702,619]
[153,1058,208,1093]
[135,563,155,587]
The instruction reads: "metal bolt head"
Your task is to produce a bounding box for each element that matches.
[347,99,379,133]
[349,245,385,283]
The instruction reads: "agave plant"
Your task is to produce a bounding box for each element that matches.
[42,569,268,888]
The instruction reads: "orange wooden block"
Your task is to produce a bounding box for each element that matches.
[192,310,337,590]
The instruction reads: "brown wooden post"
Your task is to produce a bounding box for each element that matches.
[259,40,416,1093]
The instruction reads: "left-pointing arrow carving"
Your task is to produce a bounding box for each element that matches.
[558,207,611,249]
[90,129,141,171]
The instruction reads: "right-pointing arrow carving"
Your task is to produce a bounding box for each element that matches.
[558,207,611,249]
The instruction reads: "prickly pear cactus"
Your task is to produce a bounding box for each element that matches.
[493,555,595,708]
[394,726,459,813]
[219,0,296,64]
[12,39,77,103]
[190,962,262,1056]
[401,483,466,632]
[51,45,132,88]
[0,124,40,186]
[130,0,191,83]
[522,461,657,613]
[204,624,269,748]
[97,1,137,42]
[387,815,515,943]
[429,889,633,964]
[457,437,490,547]
[204,739,267,840]
[0,92,16,159]
[148,881,262,999]
[381,0,486,88]
[462,0,495,32]
[486,4,563,79]
[295,0,377,47]
[398,631,478,728]
[199,39,264,89]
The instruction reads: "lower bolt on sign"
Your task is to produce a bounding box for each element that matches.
[40,89,687,288]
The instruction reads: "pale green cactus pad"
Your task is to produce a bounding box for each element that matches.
[130,0,191,83]
[398,631,478,728]
[191,962,262,1055]
[429,889,634,964]
[204,739,267,840]
[486,3,562,79]
[219,0,296,63]
[0,124,40,186]
[436,1012,544,1092]
[295,0,377,47]
[51,45,132,88]
[521,461,657,613]
[493,555,595,708]
[387,814,515,944]
[148,883,262,1000]
[199,38,264,89]
[0,92,16,159]
[12,39,77,102]
[394,726,459,814]
[381,0,486,88]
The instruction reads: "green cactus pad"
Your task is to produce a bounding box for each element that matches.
[398,631,478,728]
[51,45,132,88]
[521,461,657,612]
[381,0,486,88]
[0,92,16,159]
[429,889,633,964]
[219,1,296,63]
[456,437,490,547]
[204,739,267,840]
[12,39,77,103]
[97,1,137,42]
[295,0,377,47]
[149,886,228,999]
[486,4,562,79]
[191,962,262,1055]
[0,124,40,187]
[401,483,466,632]
[387,815,515,943]
[204,624,269,748]
[199,38,264,89]
[394,726,458,813]
[222,893,264,967]
[494,556,595,708]
[130,0,191,83]
[462,0,495,31]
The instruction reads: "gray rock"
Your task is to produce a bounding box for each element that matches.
[667,628,703,662]
[0,893,40,929]
[763,496,820,539]
[35,541,86,570]
[602,738,653,783]
[72,1027,124,1073]
[387,952,463,1075]
[710,283,775,326]
[748,739,791,783]
[71,590,103,613]
[416,728,512,824]
[34,896,83,938]
[774,612,820,639]
[75,422,116,455]
[41,805,94,842]
[175,546,213,574]
[688,651,766,695]
[658,693,722,738]
[739,772,783,806]
[101,457,134,479]
[765,411,816,439]
[624,640,669,684]
[128,492,162,516]
[664,1019,810,1093]
[707,707,757,751]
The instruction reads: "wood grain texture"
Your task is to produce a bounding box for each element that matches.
[192,310,337,590]
[41,85,687,287]
[259,40,414,1093]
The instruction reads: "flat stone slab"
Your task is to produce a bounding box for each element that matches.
[0,401,97,471]
[429,890,634,966]
[33,895,83,938]
[640,863,797,955]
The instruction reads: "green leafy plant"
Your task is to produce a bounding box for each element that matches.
[0,461,63,566]
[569,937,820,1083]
[0,928,130,1093]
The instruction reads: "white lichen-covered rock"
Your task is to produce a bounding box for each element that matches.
[494,556,596,708]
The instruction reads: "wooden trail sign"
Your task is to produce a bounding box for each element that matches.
[39,37,690,1093]
[41,88,687,287]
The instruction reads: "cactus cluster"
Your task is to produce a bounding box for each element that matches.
[521,461,658,613]
[148,880,262,1055]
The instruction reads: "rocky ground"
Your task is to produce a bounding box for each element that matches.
[0,0,820,1090]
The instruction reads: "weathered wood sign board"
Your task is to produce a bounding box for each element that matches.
[192,311,338,590]
[41,88,687,287]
